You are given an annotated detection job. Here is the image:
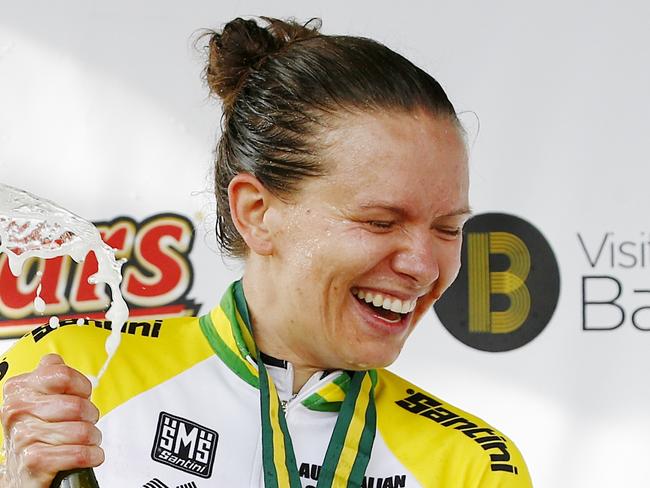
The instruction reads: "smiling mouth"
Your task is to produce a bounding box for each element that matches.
[351,288,416,324]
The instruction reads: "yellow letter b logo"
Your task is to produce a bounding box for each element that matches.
[435,213,559,351]
[468,232,531,334]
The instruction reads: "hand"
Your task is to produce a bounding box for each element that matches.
[0,354,104,488]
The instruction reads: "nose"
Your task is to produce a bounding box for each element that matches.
[390,228,440,288]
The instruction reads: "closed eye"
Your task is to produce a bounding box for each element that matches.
[368,221,395,230]
[438,227,463,238]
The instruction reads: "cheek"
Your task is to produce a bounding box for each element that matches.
[283,228,369,304]
[276,219,338,274]
[438,242,463,290]
[348,228,399,262]
[321,228,391,276]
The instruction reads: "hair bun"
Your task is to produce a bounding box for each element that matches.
[205,17,321,106]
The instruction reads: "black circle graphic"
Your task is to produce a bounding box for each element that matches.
[434,213,560,352]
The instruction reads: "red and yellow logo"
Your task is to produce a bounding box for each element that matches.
[0,213,200,338]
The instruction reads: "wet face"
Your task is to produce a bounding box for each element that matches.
[264,110,470,371]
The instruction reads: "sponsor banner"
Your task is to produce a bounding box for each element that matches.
[0,213,201,338]
[577,231,650,331]
[435,213,560,352]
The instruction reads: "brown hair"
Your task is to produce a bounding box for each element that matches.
[204,17,459,257]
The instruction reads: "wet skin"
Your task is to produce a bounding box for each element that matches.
[0,354,103,488]
[240,109,471,384]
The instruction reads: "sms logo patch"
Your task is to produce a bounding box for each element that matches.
[151,412,218,479]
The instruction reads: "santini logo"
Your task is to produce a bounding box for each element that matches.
[151,412,218,479]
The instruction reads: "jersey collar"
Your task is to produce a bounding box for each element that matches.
[198,280,356,411]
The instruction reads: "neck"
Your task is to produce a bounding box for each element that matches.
[241,272,325,394]
[290,366,322,395]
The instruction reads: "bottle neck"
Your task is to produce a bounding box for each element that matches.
[50,468,99,488]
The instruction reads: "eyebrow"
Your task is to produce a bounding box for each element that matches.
[357,202,474,219]
[442,206,474,218]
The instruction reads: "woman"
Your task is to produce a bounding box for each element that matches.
[0,17,532,487]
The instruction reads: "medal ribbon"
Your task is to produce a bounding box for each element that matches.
[199,281,376,487]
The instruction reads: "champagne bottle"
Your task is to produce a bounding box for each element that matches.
[50,468,99,488]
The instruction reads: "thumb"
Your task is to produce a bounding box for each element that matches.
[38,353,65,367]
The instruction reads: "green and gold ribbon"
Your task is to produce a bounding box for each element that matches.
[199,281,376,487]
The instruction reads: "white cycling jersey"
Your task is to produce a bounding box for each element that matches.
[0,282,532,488]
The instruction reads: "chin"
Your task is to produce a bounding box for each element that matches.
[341,346,402,371]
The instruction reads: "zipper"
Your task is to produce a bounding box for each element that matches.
[257,354,342,415]
[281,393,297,413]
[282,371,341,416]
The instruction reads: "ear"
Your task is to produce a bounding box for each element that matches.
[228,173,275,256]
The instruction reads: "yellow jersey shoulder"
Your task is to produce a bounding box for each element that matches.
[0,315,201,379]
[0,315,214,412]
[374,368,533,488]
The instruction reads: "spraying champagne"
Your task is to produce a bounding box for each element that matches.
[0,183,130,486]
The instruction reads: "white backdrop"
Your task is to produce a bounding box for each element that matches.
[1,1,649,486]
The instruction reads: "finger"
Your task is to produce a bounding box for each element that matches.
[21,443,104,480]
[2,394,99,428]
[4,362,93,400]
[31,363,93,398]
[31,394,100,423]
[9,419,102,451]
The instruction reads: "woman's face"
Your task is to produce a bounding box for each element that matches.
[265,110,470,371]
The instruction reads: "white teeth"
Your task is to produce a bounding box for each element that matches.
[352,289,417,315]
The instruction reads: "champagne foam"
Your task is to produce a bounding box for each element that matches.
[0,183,129,385]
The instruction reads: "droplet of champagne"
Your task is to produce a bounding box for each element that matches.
[34,283,46,314]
